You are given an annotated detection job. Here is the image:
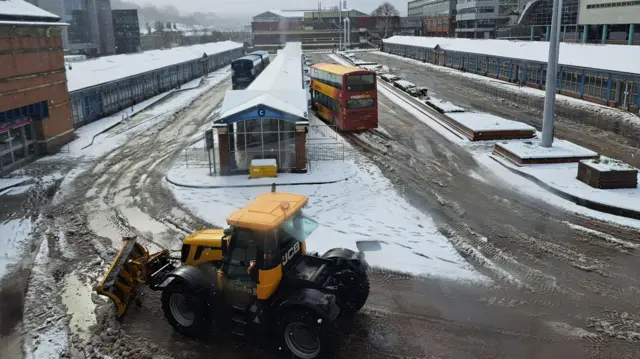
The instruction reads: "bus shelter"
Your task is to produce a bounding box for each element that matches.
[214,90,309,175]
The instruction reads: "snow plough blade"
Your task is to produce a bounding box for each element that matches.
[93,236,171,317]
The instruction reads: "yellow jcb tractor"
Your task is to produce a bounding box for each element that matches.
[94,190,370,359]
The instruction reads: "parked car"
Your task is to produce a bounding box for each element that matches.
[380,74,401,83]
[393,80,429,98]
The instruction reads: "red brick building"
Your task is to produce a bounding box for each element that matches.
[0,0,73,173]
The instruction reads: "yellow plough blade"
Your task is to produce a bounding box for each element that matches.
[93,237,170,317]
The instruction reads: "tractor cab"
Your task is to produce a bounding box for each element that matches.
[220,192,321,301]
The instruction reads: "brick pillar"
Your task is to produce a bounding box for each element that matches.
[295,123,307,173]
[214,124,230,175]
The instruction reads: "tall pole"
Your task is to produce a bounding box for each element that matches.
[540,0,563,148]
[339,1,342,51]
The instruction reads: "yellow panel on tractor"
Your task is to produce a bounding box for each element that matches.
[183,229,225,266]
[249,159,278,179]
[227,192,308,231]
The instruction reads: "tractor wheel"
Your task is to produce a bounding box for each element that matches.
[337,270,370,317]
[161,280,212,339]
[278,309,334,359]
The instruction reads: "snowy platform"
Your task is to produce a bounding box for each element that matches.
[492,157,640,219]
[425,97,465,114]
[444,112,536,141]
[493,139,597,165]
[165,160,358,188]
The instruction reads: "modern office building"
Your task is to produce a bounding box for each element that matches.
[413,0,457,37]
[517,0,580,40]
[27,0,115,56]
[517,0,638,44]
[112,9,141,54]
[1,0,74,173]
[578,0,639,45]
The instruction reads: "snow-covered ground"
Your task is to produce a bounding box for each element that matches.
[476,153,640,229]
[0,218,32,279]
[166,160,357,188]
[167,157,486,280]
[492,156,640,212]
[0,176,30,192]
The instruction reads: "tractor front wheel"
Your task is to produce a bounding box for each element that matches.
[278,309,334,359]
[336,270,370,317]
[161,280,212,339]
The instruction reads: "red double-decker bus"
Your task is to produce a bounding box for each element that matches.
[310,63,378,131]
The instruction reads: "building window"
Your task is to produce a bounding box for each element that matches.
[587,1,640,8]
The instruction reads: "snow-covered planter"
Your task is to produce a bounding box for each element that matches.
[577,156,638,189]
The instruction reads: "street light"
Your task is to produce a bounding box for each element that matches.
[540,0,564,147]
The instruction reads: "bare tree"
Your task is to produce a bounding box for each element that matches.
[371,1,400,39]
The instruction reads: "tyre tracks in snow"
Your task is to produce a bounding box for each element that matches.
[309,49,640,351]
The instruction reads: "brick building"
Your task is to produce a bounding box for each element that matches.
[251,9,394,51]
[0,0,73,173]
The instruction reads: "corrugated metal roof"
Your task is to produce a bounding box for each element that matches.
[66,41,242,92]
[383,36,640,75]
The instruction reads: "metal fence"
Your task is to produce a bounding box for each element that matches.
[180,147,218,171]
[307,124,340,141]
[307,142,346,161]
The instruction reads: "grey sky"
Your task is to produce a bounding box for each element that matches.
[129,0,409,16]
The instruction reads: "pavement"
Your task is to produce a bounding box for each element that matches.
[164,160,357,189]
[490,154,640,220]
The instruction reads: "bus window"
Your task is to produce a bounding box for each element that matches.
[347,98,375,109]
[347,74,375,91]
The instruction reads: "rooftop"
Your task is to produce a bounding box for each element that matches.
[383,36,640,75]
[66,41,242,92]
[218,42,308,122]
[0,0,60,22]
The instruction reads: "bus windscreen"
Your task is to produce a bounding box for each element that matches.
[346,74,375,91]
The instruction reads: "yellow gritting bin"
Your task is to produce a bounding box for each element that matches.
[250,159,278,179]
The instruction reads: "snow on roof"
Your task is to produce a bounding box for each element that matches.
[218,91,308,120]
[249,42,303,92]
[0,0,59,20]
[217,42,308,121]
[267,9,306,18]
[384,36,640,75]
[66,41,242,92]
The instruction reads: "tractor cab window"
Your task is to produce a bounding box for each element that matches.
[225,229,257,279]
[280,211,319,243]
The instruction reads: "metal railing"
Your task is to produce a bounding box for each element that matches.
[307,124,340,141]
[307,142,346,161]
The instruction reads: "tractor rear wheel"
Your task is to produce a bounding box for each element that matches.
[278,309,334,359]
[161,280,212,339]
[337,270,370,317]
